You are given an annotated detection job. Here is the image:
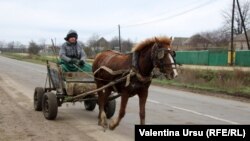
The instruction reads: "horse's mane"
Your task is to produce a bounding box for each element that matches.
[132,36,172,52]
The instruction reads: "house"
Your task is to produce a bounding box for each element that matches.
[171,37,189,50]
[184,34,212,49]
[234,30,250,50]
[96,37,109,51]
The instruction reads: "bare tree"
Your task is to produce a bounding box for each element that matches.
[28,41,41,55]
[7,41,15,49]
[200,28,230,47]
[86,34,100,53]
[109,36,119,50]
[39,38,46,50]
[0,41,5,48]
[14,41,22,48]
[78,40,94,58]
[185,34,212,49]
[222,0,250,34]
[122,39,133,52]
[78,40,86,48]
[83,47,95,58]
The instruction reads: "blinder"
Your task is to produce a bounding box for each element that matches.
[156,48,176,60]
[152,43,177,70]
[157,48,165,59]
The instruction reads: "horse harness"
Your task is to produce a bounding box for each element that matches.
[93,51,151,85]
[93,44,177,87]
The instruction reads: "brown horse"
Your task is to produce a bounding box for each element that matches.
[92,36,178,130]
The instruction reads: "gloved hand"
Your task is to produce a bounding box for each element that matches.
[78,60,85,66]
[69,58,79,64]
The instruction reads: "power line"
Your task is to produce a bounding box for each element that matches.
[122,0,218,28]
[88,0,220,41]
[125,0,201,25]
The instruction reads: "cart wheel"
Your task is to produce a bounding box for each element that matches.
[105,99,116,119]
[34,87,45,111]
[42,92,58,120]
[84,95,97,111]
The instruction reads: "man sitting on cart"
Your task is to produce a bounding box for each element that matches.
[59,29,92,72]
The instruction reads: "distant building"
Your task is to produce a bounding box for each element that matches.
[172,37,189,50]
[96,37,109,51]
[184,34,212,49]
[234,30,250,50]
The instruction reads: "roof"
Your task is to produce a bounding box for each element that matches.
[172,37,189,46]
[97,37,108,44]
[184,34,211,45]
[234,30,250,41]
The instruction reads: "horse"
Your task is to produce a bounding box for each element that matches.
[92,36,178,130]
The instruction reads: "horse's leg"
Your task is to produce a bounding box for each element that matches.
[97,86,108,129]
[97,90,105,126]
[138,89,148,125]
[109,92,129,130]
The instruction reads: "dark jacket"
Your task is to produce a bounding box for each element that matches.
[59,30,86,62]
[59,42,86,62]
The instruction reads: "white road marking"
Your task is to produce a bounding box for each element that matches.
[169,105,239,124]
[147,98,239,124]
[147,99,160,104]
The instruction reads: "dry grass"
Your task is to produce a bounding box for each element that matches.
[153,68,250,97]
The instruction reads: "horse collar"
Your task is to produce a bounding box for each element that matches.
[131,51,152,83]
[132,51,139,69]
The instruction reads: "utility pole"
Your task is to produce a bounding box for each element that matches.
[230,0,250,66]
[236,0,250,50]
[118,24,121,52]
[230,0,235,66]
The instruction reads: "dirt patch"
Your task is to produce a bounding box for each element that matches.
[0,76,96,141]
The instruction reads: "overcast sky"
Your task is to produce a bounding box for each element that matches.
[0,0,237,45]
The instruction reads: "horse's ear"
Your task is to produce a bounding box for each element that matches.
[155,37,159,43]
[170,36,173,41]
[170,36,174,45]
[169,36,174,45]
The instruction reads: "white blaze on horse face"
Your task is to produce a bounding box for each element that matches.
[167,48,178,78]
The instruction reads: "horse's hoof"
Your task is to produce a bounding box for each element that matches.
[103,125,108,132]
[109,121,117,130]
[99,119,108,130]
[109,125,115,130]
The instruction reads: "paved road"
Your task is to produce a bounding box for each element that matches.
[0,56,250,141]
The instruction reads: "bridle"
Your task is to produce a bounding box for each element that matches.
[131,42,178,81]
[151,42,177,72]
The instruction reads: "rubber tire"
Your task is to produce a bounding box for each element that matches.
[34,87,45,111]
[42,92,58,120]
[105,99,116,119]
[84,95,97,111]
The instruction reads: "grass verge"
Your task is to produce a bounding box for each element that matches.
[152,68,250,98]
[1,53,57,64]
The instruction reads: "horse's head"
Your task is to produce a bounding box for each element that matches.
[151,37,178,79]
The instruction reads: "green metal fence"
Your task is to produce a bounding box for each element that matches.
[235,51,250,66]
[175,51,208,65]
[208,50,228,66]
[175,50,229,66]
